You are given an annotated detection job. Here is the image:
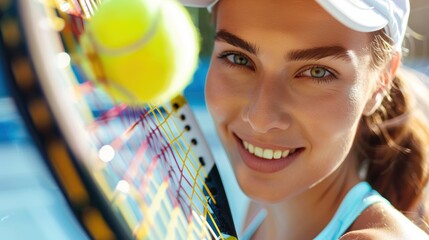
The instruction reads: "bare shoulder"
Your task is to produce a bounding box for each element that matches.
[340,229,428,240]
[339,203,429,240]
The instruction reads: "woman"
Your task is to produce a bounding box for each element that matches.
[183,0,429,239]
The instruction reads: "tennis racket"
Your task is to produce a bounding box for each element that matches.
[0,0,237,239]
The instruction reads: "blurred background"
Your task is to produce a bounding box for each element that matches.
[0,0,428,239]
[404,0,429,74]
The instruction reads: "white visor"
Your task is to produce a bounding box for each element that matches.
[180,0,410,52]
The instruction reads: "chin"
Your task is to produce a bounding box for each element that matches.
[240,182,296,204]
[232,164,298,203]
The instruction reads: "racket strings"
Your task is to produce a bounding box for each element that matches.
[44,1,227,239]
[78,79,220,239]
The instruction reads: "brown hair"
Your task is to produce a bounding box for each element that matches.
[356,30,429,230]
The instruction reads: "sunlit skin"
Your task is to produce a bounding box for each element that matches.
[204,0,424,239]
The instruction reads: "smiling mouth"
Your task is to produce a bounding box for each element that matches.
[242,140,299,160]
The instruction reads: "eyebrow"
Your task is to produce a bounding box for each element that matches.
[215,29,258,55]
[215,29,351,62]
[286,46,351,62]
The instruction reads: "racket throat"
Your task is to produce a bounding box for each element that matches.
[205,167,238,238]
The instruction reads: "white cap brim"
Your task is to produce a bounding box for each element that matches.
[180,0,408,51]
[181,0,388,33]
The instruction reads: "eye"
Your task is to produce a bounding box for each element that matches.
[303,67,330,78]
[217,51,254,70]
[297,65,337,83]
[227,54,249,66]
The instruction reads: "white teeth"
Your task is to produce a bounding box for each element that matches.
[273,150,282,159]
[282,150,290,158]
[248,144,254,154]
[263,149,273,159]
[254,147,263,158]
[244,141,249,149]
[242,140,295,160]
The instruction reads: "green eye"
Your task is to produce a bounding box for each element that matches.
[301,66,334,79]
[310,67,327,78]
[218,52,255,70]
[297,65,336,83]
[227,54,249,65]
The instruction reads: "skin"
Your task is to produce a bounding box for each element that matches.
[204,0,428,239]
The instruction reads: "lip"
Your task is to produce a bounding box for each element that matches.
[234,134,303,173]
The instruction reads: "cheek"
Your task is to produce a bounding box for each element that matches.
[293,85,367,192]
[205,62,246,124]
[205,67,226,123]
[341,79,372,130]
[347,83,367,119]
[310,82,369,166]
[336,79,369,126]
[334,85,364,130]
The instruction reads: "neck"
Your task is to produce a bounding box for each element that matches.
[250,158,361,240]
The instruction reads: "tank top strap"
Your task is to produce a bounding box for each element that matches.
[314,182,390,240]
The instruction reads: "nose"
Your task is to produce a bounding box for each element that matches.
[242,80,291,133]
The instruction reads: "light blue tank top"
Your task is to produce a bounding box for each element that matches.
[241,182,390,240]
[314,181,390,239]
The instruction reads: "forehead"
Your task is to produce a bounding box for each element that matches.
[215,0,371,52]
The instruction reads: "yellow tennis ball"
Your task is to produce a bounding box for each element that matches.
[81,0,199,104]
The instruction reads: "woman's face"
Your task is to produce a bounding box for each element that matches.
[206,0,380,202]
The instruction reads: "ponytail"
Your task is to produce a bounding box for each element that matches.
[356,31,429,229]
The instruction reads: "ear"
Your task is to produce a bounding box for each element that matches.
[362,53,401,116]
[363,91,384,116]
